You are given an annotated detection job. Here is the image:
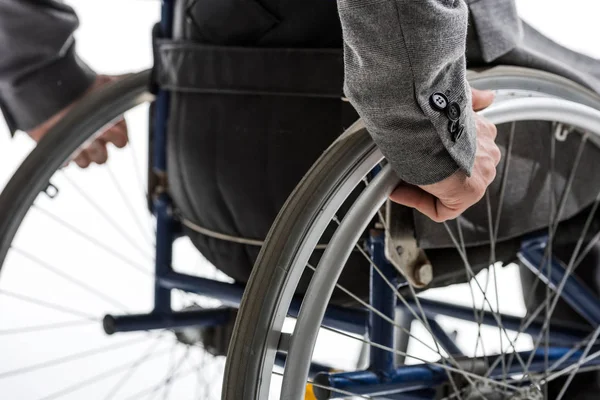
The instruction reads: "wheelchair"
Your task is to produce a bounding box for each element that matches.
[3,1,600,399]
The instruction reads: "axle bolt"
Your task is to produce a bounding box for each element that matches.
[414,263,433,286]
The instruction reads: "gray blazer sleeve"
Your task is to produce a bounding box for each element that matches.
[0,0,96,133]
[338,0,476,185]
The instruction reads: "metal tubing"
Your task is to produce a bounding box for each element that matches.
[427,318,463,356]
[153,266,586,344]
[157,271,584,342]
[394,309,413,366]
[153,93,169,172]
[158,271,245,307]
[152,0,175,314]
[519,238,600,326]
[103,308,232,334]
[407,297,588,344]
[288,299,367,336]
[313,364,446,398]
[154,196,173,313]
[155,0,173,173]
[160,0,174,37]
[158,272,368,334]
[368,231,398,372]
[481,97,600,134]
[315,347,600,399]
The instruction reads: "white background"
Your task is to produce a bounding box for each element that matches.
[0,1,599,399]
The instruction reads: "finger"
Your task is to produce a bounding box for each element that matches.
[390,184,443,222]
[491,143,502,165]
[100,119,128,148]
[472,88,495,111]
[489,122,498,141]
[74,151,91,168]
[86,141,109,164]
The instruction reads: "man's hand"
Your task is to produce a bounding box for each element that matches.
[27,75,128,168]
[390,88,500,222]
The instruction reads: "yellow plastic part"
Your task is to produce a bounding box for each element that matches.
[304,383,317,400]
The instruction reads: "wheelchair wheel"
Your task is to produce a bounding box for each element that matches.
[0,72,226,398]
[224,66,600,400]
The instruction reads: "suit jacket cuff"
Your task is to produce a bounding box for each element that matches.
[0,44,96,135]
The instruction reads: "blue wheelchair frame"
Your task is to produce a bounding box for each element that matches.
[103,1,600,397]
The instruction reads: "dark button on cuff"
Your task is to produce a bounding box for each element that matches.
[446,102,461,121]
[448,120,460,135]
[430,92,449,111]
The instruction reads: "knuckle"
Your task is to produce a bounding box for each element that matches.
[432,214,450,223]
[492,147,502,164]
[473,184,487,200]
[487,166,497,182]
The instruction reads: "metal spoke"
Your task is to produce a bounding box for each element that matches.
[11,246,129,312]
[347,231,468,398]
[484,123,516,387]
[33,205,152,277]
[485,192,507,384]
[105,163,155,247]
[38,341,173,400]
[471,267,491,371]
[320,324,520,393]
[493,122,516,244]
[483,300,547,378]
[103,334,168,400]
[159,347,191,400]
[442,223,530,376]
[444,218,488,399]
[547,331,600,374]
[457,216,489,368]
[123,359,200,400]
[549,132,589,236]
[351,239,447,357]
[0,289,97,320]
[494,270,546,378]
[573,229,600,270]
[61,172,154,260]
[0,319,96,336]
[544,349,600,384]
[544,129,558,398]
[521,133,594,380]
[192,349,215,400]
[147,342,179,400]
[0,336,149,380]
[305,263,444,357]
[555,326,600,400]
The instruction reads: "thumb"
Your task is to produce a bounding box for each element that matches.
[471,88,495,111]
[390,184,441,222]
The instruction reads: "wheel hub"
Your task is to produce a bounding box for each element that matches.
[173,306,236,356]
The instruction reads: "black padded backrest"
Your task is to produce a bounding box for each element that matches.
[181,0,342,48]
